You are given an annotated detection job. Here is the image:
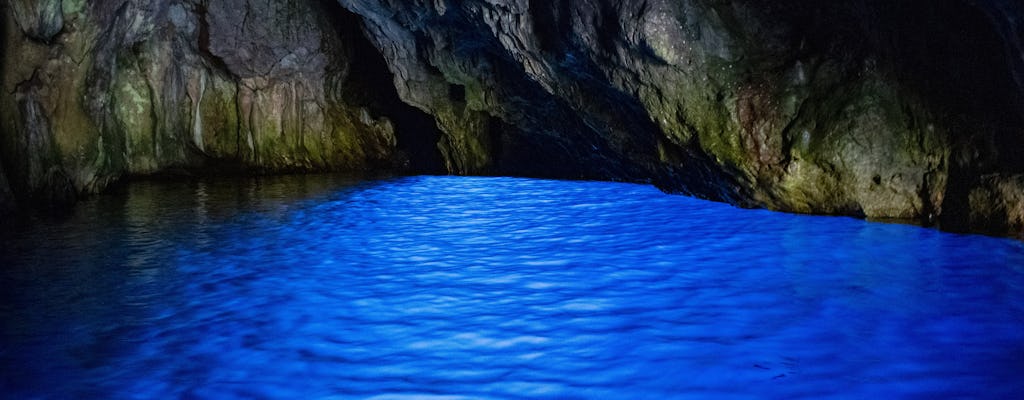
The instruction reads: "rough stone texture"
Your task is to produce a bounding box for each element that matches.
[968,175,1024,238]
[336,0,1024,235]
[0,153,13,215]
[8,0,64,42]
[2,0,1023,237]
[0,0,425,209]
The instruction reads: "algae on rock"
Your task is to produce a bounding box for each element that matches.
[1,0,1022,237]
[1,0,416,209]
[335,0,1022,236]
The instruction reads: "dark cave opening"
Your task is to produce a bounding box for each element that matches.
[448,83,467,104]
[316,0,445,174]
[3,4,1024,395]
[779,0,1024,172]
[1,0,1023,236]
[0,3,11,214]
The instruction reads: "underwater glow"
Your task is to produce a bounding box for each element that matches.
[2,175,1023,398]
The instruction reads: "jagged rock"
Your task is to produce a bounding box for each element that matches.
[8,0,63,42]
[1,0,424,209]
[1,0,1023,237]
[337,0,1023,234]
[968,175,1024,238]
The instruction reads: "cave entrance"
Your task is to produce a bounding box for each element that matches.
[319,0,445,174]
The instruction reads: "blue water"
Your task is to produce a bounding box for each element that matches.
[2,175,1023,399]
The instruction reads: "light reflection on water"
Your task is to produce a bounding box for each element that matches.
[2,175,1023,399]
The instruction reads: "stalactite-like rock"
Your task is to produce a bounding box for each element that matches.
[1,0,1022,237]
[0,0,435,209]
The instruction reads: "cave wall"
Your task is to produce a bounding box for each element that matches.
[1,0,1023,237]
[337,0,1024,236]
[0,0,425,210]
[0,154,13,216]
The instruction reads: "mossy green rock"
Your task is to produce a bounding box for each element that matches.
[8,0,63,41]
[1,0,407,209]
[2,0,1023,237]
[969,175,1024,238]
[338,0,1023,236]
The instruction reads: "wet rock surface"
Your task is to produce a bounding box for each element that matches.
[1,0,437,208]
[2,0,1023,236]
[334,0,1024,235]
[0,153,13,215]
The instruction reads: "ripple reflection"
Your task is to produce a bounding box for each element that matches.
[2,175,1023,399]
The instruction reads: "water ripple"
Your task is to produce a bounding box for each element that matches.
[2,175,1024,399]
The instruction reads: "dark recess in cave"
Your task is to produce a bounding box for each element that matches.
[775,0,1024,171]
[0,1,6,138]
[486,117,505,173]
[0,1,5,92]
[528,0,573,54]
[731,0,1024,232]
[317,0,445,174]
[193,2,233,78]
[448,84,467,104]
[0,2,10,215]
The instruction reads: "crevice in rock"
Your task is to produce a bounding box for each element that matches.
[192,2,235,79]
[0,2,7,199]
[323,1,445,174]
[1,0,1023,237]
[0,1,5,90]
[486,116,504,172]
[528,0,573,54]
[791,0,1023,173]
[448,83,467,104]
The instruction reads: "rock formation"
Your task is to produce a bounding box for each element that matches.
[1,0,442,212]
[2,0,1023,236]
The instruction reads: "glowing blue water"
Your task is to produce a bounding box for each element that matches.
[2,175,1023,399]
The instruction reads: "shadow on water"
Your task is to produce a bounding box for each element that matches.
[2,175,1023,399]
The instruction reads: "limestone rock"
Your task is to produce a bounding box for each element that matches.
[9,0,63,42]
[1,0,1023,237]
[336,0,1024,235]
[969,175,1024,238]
[1,0,425,209]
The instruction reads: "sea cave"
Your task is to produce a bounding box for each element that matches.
[2,1,1024,398]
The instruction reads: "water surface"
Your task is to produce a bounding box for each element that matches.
[2,175,1023,399]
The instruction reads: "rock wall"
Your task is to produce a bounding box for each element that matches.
[2,0,1023,237]
[337,0,1024,236]
[0,152,13,215]
[0,0,436,209]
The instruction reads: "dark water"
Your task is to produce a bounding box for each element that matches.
[2,175,1023,399]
